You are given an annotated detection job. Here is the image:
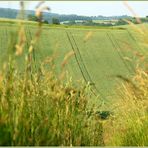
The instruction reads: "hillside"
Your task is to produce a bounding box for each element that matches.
[0,9,148,145]
[0,8,132,23]
[0,20,146,100]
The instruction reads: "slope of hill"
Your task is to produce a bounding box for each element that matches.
[0,20,146,100]
[0,8,132,23]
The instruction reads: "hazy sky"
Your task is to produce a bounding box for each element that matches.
[0,1,147,17]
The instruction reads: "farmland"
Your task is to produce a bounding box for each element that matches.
[0,16,148,146]
[0,21,145,100]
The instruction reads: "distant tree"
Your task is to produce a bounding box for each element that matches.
[43,20,49,24]
[52,17,60,25]
[83,20,93,25]
[28,14,38,22]
[67,20,76,25]
[115,19,128,25]
[86,20,93,23]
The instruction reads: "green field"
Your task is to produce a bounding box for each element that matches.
[0,17,148,146]
[0,21,146,100]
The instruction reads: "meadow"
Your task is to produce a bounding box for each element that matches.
[0,20,146,100]
[0,17,147,146]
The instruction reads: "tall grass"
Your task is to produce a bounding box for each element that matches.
[104,13,148,145]
[0,2,148,146]
[0,2,104,146]
[0,56,104,146]
[104,67,148,146]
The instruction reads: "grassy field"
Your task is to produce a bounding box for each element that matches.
[0,21,146,100]
[0,18,148,146]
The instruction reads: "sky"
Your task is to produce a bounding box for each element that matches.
[0,1,147,17]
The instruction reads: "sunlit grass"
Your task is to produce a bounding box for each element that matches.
[0,56,104,146]
[0,3,104,145]
[0,1,148,146]
[104,18,148,146]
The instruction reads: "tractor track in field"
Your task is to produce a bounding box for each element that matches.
[126,29,145,54]
[110,32,135,73]
[106,31,133,74]
[66,30,105,98]
[69,31,94,83]
[69,31,105,97]
[66,31,87,83]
